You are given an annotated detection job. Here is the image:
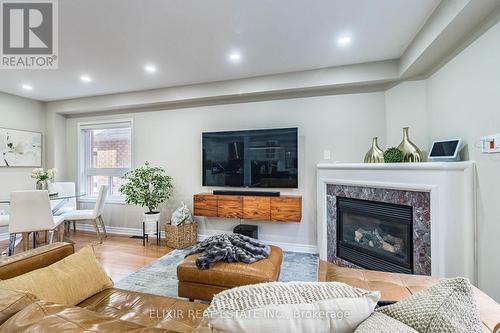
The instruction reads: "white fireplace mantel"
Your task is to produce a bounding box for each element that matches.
[316,162,477,284]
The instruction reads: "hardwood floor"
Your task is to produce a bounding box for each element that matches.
[0,230,174,282]
[1,230,333,283]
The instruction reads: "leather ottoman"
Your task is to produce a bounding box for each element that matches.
[177,245,283,302]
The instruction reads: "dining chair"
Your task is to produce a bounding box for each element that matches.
[48,182,77,215]
[62,185,108,243]
[49,181,77,231]
[8,190,65,256]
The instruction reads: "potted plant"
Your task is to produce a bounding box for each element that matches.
[31,168,55,190]
[119,162,173,231]
[383,147,405,163]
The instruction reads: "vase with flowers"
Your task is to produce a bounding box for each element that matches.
[31,168,55,190]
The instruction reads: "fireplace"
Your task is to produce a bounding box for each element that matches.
[320,164,476,280]
[337,197,413,274]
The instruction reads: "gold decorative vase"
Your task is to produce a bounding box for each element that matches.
[397,127,424,162]
[364,137,384,163]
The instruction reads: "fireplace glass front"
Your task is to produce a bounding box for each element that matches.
[337,197,413,274]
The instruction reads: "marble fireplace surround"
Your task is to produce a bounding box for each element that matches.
[316,162,477,283]
[326,184,431,275]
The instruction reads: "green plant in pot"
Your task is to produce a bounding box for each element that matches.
[383,147,405,163]
[119,162,173,228]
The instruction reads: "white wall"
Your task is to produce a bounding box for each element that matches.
[64,92,386,250]
[385,81,429,152]
[0,92,45,199]
[45,110,67,181]
[0,92,45,236]
[425,20,500,301]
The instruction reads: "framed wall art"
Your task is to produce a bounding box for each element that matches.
[0,127,42,167]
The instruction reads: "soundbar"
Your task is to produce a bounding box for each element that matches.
[213,190,280,197]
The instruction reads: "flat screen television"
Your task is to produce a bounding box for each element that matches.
[202,128,298,188]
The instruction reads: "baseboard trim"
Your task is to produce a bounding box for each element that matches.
[75,224,167,238]
[58,225,319,254]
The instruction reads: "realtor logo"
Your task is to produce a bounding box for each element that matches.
[1,0,58,69]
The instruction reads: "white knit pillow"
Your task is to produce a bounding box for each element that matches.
[204,282,380,333]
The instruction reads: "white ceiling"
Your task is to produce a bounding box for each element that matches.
[0,0,440,101]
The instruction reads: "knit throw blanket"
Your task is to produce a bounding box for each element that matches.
[185,233,271,270]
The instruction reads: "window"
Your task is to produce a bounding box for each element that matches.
[79,120,132,200]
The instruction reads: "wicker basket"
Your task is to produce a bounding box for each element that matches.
[165,221,198,249]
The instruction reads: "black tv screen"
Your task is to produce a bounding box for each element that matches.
[202,128,298,188]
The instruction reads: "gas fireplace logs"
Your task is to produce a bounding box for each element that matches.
[354,228,403,254]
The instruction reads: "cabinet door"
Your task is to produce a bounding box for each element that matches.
[243,196,271,220]
[193,194,217,217]
[271,197,302,222]
[217,196,243,218]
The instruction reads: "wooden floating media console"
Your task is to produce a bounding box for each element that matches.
[193,193,302,222]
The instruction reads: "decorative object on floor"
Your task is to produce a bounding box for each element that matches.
[0,128,42,167]
[364,137,385,163]
[376,277,482,333]
[166,201,196,249]
[115,249,319,299]
[398,127,424,162]
[185,233,271,269]
[170,202,194,226]
[31,168,55,190]
[204,281,380,333]
[233,224,258,239]
[165,221,198,249]
[383,147,405,163]
[119,162,173,246]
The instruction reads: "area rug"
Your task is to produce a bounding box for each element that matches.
[115,249,319,299]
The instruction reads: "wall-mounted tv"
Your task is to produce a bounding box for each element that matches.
[202,128,298,188]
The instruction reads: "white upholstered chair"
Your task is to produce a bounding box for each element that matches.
[8,190,65,256]
[62,185,108,243]
[48,182,77,215]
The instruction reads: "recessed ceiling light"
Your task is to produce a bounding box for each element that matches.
[337,36,352,46]
[22,84,33,91]
[228,52,242,63]
[145,65,157,73]
[80,75,92,83]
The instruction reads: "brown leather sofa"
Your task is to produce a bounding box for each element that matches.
[320,262,500,333]
[0,243,210,332]
[0,243,499,332]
